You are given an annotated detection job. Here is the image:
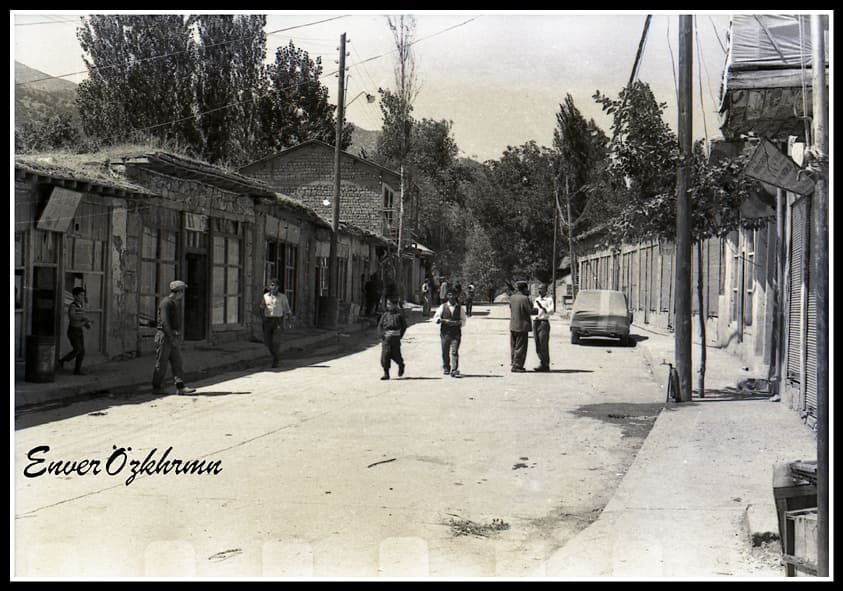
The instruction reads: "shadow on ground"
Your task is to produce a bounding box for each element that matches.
[15,326,385,430]
[571,402,664,439]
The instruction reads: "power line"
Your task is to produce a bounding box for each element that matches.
[135,17,479,134]
[15,17,81,27]
[16,14,351,87]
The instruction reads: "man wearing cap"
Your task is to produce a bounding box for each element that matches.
[58,286,93,375]
[509,281,533,373]
[259,278,292,368]
[152,280,196,395]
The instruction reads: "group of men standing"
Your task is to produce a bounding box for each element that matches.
[508,281,555,372]
[378,279,556,381]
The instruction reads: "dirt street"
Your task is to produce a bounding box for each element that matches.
[14,304,664,578]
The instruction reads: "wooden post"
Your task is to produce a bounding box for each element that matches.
[675,15,693,402]
[810,14,828,578]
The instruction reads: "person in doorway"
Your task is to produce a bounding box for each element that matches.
[151,280,196,396]
[509,280,533,373]
[433,287,466,378]
[260,278,292,368]
[377,297,408,380]
[532,283,555,372]
[58,286,93,375]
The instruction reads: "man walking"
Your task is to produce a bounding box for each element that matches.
[532,283,555,372]
[260,278,292,368]
[509,280,533,373]
[58,286,93,375]
[433,287,466,377]
[151,280,196,395]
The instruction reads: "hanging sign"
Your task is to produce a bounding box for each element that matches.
[185,213,208,233]
[744,137,815,195]
[37,187,83,233]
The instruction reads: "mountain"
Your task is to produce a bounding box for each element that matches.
[347,124,381,160]
[14,61,80,131]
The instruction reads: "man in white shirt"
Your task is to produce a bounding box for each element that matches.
[260,278,292,368]
[532,283,555,372]
[433,287,466,377]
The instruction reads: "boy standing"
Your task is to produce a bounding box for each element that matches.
[377,297,407,380]
[58,286,93,375]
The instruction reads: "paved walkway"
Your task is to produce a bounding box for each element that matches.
[541,320,819,578]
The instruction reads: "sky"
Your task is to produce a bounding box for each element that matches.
[13,10,753,162]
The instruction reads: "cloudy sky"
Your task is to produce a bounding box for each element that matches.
[14,10,742,161]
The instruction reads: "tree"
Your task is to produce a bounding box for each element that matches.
[261,41,350,154]
[461,222,503,300]
[193,14,267,167]
[76,15,198,150]
[15,113,80,153]
[593,81,678,243]
[553,94,611,295]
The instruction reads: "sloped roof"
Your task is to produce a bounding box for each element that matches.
[125,151,278,197]
[241,139,402,181]
[15,151,158,196]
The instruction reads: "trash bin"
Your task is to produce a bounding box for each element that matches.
[25,335,56,383]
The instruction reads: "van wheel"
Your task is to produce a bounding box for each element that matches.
[570,330,579,345]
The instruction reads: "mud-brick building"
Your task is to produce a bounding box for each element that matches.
[14,154,159,368]
[14,147,388,377]
[240,140,433,304]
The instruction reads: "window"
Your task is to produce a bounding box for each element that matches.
[383,185,396,237]
[265,239,298,312]
[15,233,25,359]
[743,229,755,329]
[212,233,242,325]
[139,227,178,327]
[317,257,329,297]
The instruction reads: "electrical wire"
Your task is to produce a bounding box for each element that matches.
[16,15,351,87]
[694,17,710,157]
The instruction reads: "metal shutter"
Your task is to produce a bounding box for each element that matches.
[805,221,817,416]
[706,237,720,317]
[786,199,805,383]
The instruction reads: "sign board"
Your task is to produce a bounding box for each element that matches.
[36,187,83,233]
[280,222,301,244]
[185,213,208,233]
[744,137,815,195]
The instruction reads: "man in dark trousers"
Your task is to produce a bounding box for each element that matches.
[377,297,408,380]
[433,287,466,377]
[151,280,197,395]
[532,283,555,372]
[509,280,533,373]
[58,286,93,375]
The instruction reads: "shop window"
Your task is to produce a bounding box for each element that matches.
[212,234,242,325]
[139,227,178,327]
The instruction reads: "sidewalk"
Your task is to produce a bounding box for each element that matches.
[13,307,425,410]
[542,319,819,578]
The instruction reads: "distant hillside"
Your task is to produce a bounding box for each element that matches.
[347,124,381,160]
[15,61,80,131]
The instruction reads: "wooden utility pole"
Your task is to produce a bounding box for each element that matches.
[551,182,559,305]
[810,14,828,578]
[562,176,577,299]
[325,32,346,326]
[674,16,693,402]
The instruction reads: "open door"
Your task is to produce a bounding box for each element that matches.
[184,253,207,341]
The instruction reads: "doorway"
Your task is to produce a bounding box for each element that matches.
[184,253,208,340]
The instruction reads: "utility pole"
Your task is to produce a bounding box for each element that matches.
[324,32,346,328]
[674,15,693,402]
[551,182,559,305]
[561,176,577,300]
[397,164,405,300]
[810,14,828,578]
